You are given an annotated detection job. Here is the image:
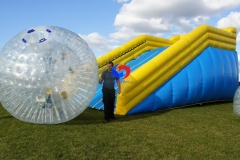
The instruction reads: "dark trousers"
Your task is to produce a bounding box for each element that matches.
[102,88,115,119]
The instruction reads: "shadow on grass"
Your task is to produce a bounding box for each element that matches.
[63,107,170,126]
[0,115,13,120]
[172,100,233,110]
[63,101,233,125]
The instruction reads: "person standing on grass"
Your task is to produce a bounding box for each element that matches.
[99,61,121,122]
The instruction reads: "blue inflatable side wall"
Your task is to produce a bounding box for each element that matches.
[128,47,238,114]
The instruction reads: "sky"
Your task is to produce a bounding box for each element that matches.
[0,0,240,67]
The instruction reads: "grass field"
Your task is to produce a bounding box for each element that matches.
[0,101,240,160]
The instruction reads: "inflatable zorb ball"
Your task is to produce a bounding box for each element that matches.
[233,87,240,115]
[0,26,98,124]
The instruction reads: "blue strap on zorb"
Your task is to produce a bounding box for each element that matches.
[27,29,35,33]
[22,28,51,43]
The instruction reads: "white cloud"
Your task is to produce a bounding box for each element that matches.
[176,18,195,32]
[111,0,240,41]
[114,15,170,33]
[203,0,240,11]
[217,12,240,43]
[238,32,240,43]
[193,16,210,24]
[217,12,240,28]
[109,27,140,42]
[79,33,118,56]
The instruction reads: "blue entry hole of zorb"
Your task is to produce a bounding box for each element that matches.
[0,26,98,124]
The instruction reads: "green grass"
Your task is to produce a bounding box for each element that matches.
[0,102,240,160]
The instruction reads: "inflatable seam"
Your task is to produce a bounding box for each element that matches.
[186,69,190,104]
[216,50,225,100]
[197,58,203,103]
[170,81,173,108]
[208,47,216,101]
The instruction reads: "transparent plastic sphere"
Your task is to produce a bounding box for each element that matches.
[233,86,240,116]
[0,26,98,124]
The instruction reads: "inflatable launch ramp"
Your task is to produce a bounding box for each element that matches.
[89,25,238,115]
